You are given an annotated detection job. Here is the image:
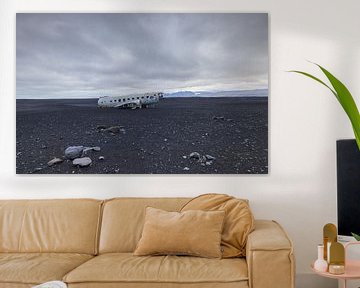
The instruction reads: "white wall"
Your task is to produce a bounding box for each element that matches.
[1,0,360,287]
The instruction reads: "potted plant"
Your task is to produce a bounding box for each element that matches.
[290,63,360,240]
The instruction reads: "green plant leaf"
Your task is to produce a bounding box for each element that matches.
[289,64,360,150]
[316,64,360,150]
[288,70,337,99]
[351,232,360,241]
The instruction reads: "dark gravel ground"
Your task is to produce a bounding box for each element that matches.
[16,97,268,174]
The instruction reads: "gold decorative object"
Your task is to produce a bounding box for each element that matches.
[329,242,345,275]
[328,264,345,274]
[323,223,337,261]
[329,242,345,264]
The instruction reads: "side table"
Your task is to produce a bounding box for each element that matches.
[311,242,360,288]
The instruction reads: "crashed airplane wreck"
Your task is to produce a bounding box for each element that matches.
[98,92,164,109]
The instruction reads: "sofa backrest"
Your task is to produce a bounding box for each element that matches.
[99,197,190,253]
[0,199,102,254]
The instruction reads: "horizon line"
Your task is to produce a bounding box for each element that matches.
[17,95,269,100]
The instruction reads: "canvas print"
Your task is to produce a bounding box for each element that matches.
[16,13,268,174]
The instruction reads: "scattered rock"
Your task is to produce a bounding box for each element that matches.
[103,126,121,134]
[72,157,92,167]
[200,155,207,163]
[65,146,84,159]
[47,157,63,167]
[83,146,101,154]
[82,148,90,154]
[66,146,100,160]
[189,152,201,159]
[96,125,108,130]
[213,116,233,122]
[205,154,216,161]
[97,125,125,134]
[187,152,216,167]
[213,116,225,120]
[183,167,190,171]
[98,156,105,160]
[41,145,47,149]
[182,155,187,159]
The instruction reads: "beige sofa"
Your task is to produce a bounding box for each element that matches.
[0,198,295,288]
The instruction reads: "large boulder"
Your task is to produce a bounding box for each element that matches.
[72,157,92,167]
[65,146,84,159]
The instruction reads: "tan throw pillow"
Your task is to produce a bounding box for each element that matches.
[134,207,225,258]
[181,193,254,258]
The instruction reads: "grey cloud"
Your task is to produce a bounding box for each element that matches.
[16,13,268,99]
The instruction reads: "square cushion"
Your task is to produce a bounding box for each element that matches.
[134,207,225,258]
[64,253,248,285]
[0,253,92,285]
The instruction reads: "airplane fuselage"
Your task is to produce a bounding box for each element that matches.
[98,92,163,109]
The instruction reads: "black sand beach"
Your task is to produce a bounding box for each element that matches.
[16,97,268,174]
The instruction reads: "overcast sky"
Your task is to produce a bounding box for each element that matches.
[16,13,268,99]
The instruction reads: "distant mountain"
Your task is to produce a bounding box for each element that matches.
[164,89,267,98]
[164,91,196,97]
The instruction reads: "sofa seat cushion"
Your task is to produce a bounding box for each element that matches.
[64,253,248,285]
[0,253,93,285]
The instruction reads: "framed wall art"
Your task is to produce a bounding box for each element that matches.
[16,13,268,174]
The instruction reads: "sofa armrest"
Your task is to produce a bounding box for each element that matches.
[246,220,295,288]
